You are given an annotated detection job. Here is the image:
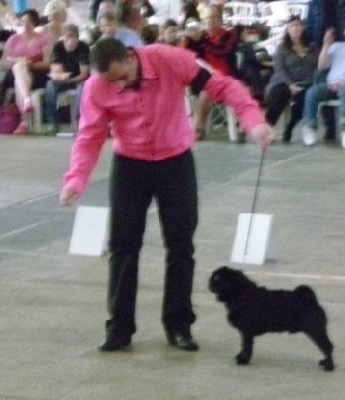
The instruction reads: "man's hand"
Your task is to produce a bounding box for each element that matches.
[328,81,345,92]
[323,28,335,46]
[289,84,303,96]
[60,186,79,206]
[250,123,274,150]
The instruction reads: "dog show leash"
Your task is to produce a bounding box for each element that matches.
[242,149,266,262]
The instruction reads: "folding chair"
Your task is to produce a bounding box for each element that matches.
[30,88,77,134]
[205,102,238,142]
[223,1,258,25]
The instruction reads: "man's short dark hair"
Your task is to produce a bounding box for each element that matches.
[90,38,128,72]
[114,1,136,24]
[97,11,116,25]
[162,18,179,30]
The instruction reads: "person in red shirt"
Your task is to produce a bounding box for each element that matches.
[185,5,243,78]
[60,38,273,353]
[184,4,244,138]
[203,4,242,77]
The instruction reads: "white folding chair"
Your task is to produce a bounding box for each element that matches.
[30,88,46,133]
[205,102,238,142]
[223,2,258,25]
[193,58,238,141]
[30,88,77,134]
[256,31,284,56]
[261,0,290,27]
[287,4,309,20]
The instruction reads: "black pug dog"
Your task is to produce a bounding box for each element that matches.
[209,266,334,371]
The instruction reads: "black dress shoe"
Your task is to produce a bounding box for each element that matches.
[98,336,132,352]
[166,331,199,351]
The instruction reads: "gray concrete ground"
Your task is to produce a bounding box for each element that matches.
[1,2,344,398]
[0,130,344,400]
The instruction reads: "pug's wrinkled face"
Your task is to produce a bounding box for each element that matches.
[209,267,251,304]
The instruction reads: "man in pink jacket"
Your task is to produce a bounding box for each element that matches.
[60,38,273,352]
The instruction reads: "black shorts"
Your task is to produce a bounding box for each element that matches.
[2,68,49,92]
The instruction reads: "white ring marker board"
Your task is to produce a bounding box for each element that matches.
[69,206,110,257]
[231,213,277,265]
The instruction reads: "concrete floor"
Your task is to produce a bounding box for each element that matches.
[1,1,343,397]
[0,130,344,399]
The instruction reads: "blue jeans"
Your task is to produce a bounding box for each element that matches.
[303,82,345,129]
[45,80,84,126]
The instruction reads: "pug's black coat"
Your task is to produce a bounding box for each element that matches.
[209,266,334,371]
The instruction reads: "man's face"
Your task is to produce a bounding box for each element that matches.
[102,54,138,89]
[63,34,79,52]
[163,26,178,44]
[55,10,67,24]
[99,19,117,36]
[204,9,222,32]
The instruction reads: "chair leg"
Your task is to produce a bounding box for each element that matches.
[69,91,77,132]
[318,101,340,142]
[30,89,45,134]
[226,107,237,142]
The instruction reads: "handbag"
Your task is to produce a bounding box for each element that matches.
[0,104,21,134]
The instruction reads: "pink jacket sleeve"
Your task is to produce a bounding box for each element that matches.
[63,76,109,194]
[203,72,266,132]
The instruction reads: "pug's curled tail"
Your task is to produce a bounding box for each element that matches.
[294,285,318,304]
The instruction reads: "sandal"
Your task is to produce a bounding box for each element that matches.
[13,122,29,135]
[23,98,34,113]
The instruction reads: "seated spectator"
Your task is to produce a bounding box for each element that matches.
[265,16,319,143]
[141,23,159,44]
[0,9,52,135]
[158,18,182,46]
[0,28,15,104]
[45,24,90,135]
[0,0,9,26]
[86,0,117,44]
[180,0,200,29]
[302,27,345,147]
[89,0,116,24]
[97,0,116,16]
[185,5,242,78]
[184,5,243,138]
[97,11,117,39]
[305,0,338,139]
[114,0,146,43]
[97,11,144,47]
[236,33,273,105]
[38,0,68,43]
